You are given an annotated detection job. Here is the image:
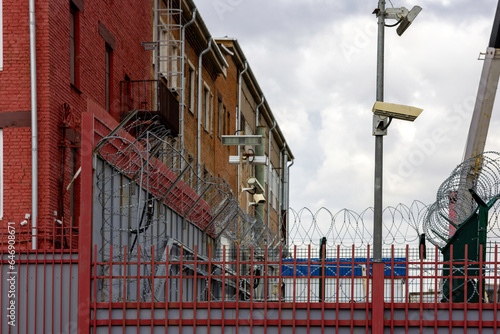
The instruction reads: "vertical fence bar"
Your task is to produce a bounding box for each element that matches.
[448,244,453,333]
[494,244,498,333]
[164,245,170,332]
[207,246,211,333]
[222,246,226,333]
[350,245,355,334]
[25,246,29,334]
[434,245,438,334]
[404,245,409,334]
[419,245,424,333]
[366,245,371,334]
[235,245,240,334]
[250,245,254,334]
[264,245,269,334]
[179,245,184,334]
[109,245,113,333]
[136,246,141,334]
[51,234,55,333]
[123,245,127,333]
[278,245,283,334]
[193,245,197,333]
[335,245,340,334]
[390,245,394,334]
[93,245,98,333]
[292,245,297,334]
[307,244,311,334]
[320,243,325,334]
[151,244,156,334]
[464,244,468,333]
[479,244,483,334]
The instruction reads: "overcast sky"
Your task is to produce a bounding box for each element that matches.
[195,0,500,218]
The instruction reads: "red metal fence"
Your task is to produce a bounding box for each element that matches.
[86,244,499,333]
[0,240,499,333]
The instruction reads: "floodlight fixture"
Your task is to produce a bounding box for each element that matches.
[221,135,263,146]
[397,6,422,36]
[383,5,422,36]
[372,101,423,122]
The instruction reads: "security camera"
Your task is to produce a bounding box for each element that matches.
[372,101,423,122]
[246,177,265,194]
[397,6,422,36]
[253,193,266,205]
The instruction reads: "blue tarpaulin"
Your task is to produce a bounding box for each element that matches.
[281,258,406,277]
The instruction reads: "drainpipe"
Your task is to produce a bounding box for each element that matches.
[280,144,287,213]
[267,120,277,227]
[236,61,248,196]
[286,157,294,246]
[29,0,38,249]
[255,95,264,129]
[197,38,212,179]
[180,9,197,159]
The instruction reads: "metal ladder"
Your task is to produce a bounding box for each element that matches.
[154,0,184,93]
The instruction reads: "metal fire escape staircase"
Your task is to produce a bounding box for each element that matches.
[151,0,185,137]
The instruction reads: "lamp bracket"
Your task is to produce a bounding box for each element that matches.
[385,7,409,20]
[373,115,388,136]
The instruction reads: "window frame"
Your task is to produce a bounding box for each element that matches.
[105,43,113,113]
[217,98,223,139]
[203,84,210,132]
[69,2,80,88]
[187,62,195,114]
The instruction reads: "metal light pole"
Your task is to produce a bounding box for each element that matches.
[373,0,386,262]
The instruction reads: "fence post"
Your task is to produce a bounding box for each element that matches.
[372,261,385,334]
[78,110,94,333]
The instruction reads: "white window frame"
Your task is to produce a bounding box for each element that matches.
[203,84,210,132]
[187,61,196,114]
[0,0,3,71]
[0,129,3,218]
[210,92,214,136]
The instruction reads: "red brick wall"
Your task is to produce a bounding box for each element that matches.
[0,0,152,248]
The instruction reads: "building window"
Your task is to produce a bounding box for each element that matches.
[0,0,3,71]
[0,129,3,218]
[187,63,195,114]
[217,99,223,139]
[210,93,214,136]
[203,85,210,132]
[105,43,113,113]
[69,3,80,87]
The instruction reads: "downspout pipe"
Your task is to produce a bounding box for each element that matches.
[285,156,294,247]
[237,61,248,133]
[29,0,38,249]
[255,95,264,129]
[197,37,212,180]
[280,144,287,212]
[180,9,197,158]
[267,120,277,228]
[236,61,248,196]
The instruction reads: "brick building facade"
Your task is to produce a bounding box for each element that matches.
[0,0,293,249]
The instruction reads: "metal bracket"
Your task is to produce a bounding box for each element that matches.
[373,115,388,136]
[385,7,409,20]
